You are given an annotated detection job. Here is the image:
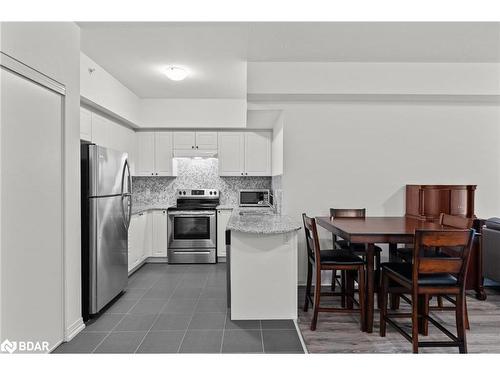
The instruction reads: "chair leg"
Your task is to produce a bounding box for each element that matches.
[437,296,444,308]
[419,294,429,336]
[390,293,401,310]
[331,269,337,291]
[464,295,470,330]
[379,271,389,337]
[411,291,419,354]
[341,270,346,308]
[358,265,366,332]
[456,292,468,354]
[310,267,322,331]
[303,261,313,312]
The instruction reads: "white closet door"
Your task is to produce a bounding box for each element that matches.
[1,67,64,350]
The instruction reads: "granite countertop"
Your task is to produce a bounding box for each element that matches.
[227,208,301,234]
[216,205,236,210]
[132,204,172,215]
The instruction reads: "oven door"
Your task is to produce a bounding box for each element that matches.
[168,210,216,249]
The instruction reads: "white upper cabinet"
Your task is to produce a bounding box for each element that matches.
[244,131,272,176]
[173,132,196,150]
[155,132,174,176]
[218,131,271,176]
[80,107,92,142]
[136,131,174,176]
[195,131,218,149]
[173,131,218,150]
[218,132,245,176]
[136,132,155,176]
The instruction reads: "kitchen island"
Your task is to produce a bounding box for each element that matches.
[226,209,301,320]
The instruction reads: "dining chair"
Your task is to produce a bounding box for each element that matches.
[395,213,473,329]
[329,208,382,298]
[379,228,475,353]
[302,213,366,331]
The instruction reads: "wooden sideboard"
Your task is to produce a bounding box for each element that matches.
[406,184,476,222]
[405,184,486,300]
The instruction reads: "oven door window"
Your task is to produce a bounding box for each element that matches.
[173,216,211,240]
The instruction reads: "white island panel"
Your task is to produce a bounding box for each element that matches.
[230,231,298,320]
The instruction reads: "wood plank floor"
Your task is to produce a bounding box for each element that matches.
[297,286,500,353]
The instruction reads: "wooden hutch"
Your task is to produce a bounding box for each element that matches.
[405,184,485,300]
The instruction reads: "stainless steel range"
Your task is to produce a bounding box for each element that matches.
[167,189,219,264]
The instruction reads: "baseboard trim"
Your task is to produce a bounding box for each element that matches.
[65,317,85,342]
[146,256,168,263]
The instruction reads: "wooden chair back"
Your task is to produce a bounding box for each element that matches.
[329,208,366,245]
[330,208,366,219]
[413,229,475,286]
[302,213,321,262]
[439,213,473,229]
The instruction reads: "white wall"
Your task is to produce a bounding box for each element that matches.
[277,102,500,283]
[0,22,83,342]
[81,52,141,125]
[248,62,500,96]
[139,98,247,128]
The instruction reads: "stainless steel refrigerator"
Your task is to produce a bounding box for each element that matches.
[81,143,132,320]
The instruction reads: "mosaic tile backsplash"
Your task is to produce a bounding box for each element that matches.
[132,158,272,207]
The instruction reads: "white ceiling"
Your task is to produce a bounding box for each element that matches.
[79,22,500,99]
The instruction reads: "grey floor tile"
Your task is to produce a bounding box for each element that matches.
[162,298,198,314]
[122,288,148,300]
[225,319,260,330]
[136,331,185,353]
[172,287,203,299]
[196,299,227,313]
[129,299,166,315]
[179,330,223,353]
[84,314,125,332]
[188,312,226,330]
[94,331,147,353]
[262,329,304,353]
[222,330,263,353]
[113,314,158,332]
[53,332,107,353]
[261,320,296,330]
[199,286,227,299]
[104,298,138,314]
[127,276,159,289]
[142,288,175,300]
[151,313,192,331]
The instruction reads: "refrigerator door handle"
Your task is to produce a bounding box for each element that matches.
[121,159,132,230]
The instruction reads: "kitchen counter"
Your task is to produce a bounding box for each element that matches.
[226,208,300,320]
[227,208,301,234]
[132,204,172,215]
[216,204,236,210]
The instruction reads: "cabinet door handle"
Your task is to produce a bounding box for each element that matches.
[192,145,194,149]
[151,173,154,176]
[196,145,199,149]
[241,172,244,175]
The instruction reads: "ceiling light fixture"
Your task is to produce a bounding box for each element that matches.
[164,66,188,81]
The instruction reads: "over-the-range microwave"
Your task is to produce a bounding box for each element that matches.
[238,189,272,207]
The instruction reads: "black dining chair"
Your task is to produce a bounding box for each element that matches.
[379,228,475,353]
[302,213,366,331]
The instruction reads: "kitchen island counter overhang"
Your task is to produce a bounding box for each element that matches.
[226,208,301,320]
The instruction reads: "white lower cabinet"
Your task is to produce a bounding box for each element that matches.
[151,210,168,257]
[128,210,168,272]
[217,209,233,258]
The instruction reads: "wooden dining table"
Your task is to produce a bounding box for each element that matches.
[315,216,452,333]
